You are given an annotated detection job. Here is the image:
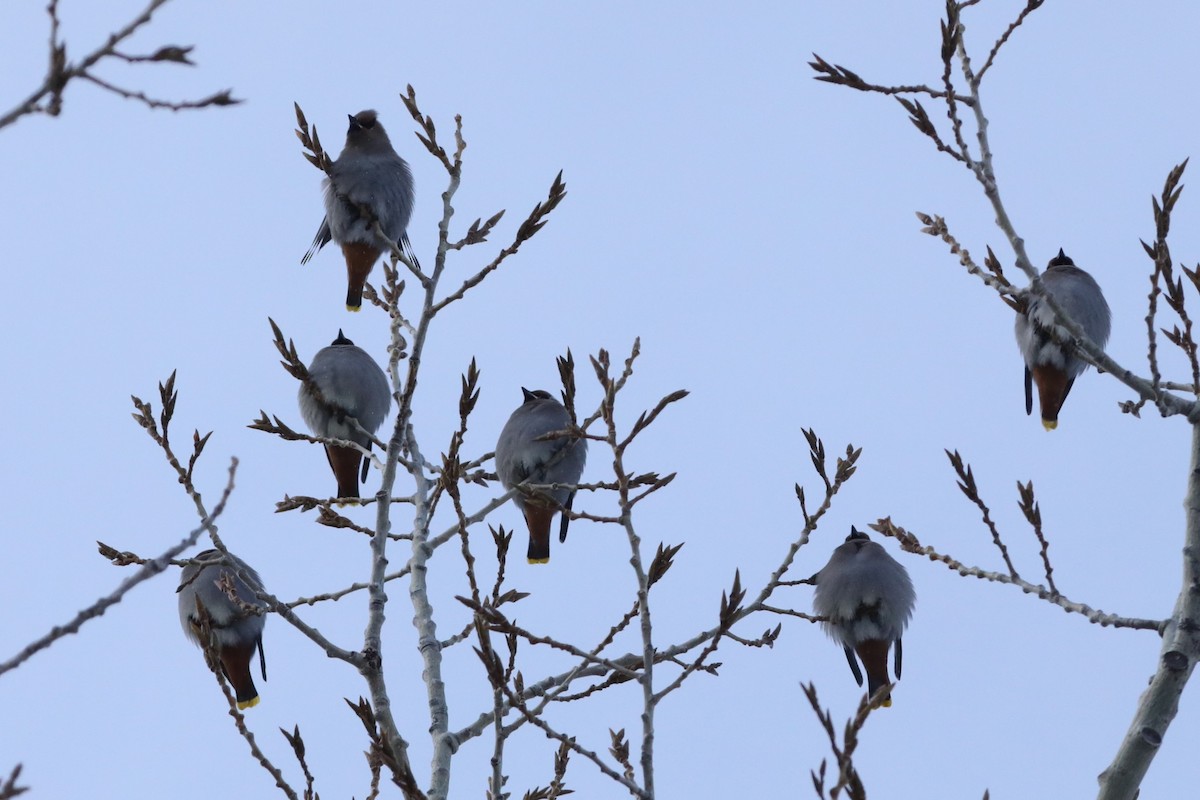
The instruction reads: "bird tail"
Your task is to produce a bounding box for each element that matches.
[1031,364,1075,431]
[524,503,556,564]
[340,241,381,311]
[219,643,261,710]
[855,639,895,707]
[326,444,362,499]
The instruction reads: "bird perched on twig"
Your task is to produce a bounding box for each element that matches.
[302,109,416,311]
[812,527,915,707]
[177,549,268,710]
[495,388,588,564]
[1015,248,1111,430]
[298,330,391,499]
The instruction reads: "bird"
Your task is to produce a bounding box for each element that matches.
[812,527,915,707]
[1014,248,1112,430]
[301,109,416,311]
[297,330,391,499]
[177,549,268,710]
[495,388,588,564]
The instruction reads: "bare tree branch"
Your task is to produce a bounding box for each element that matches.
[0,0,239,131]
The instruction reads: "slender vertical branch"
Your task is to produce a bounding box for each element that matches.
[1097,424,1200,798]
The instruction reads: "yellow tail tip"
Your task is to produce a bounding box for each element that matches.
[1042,419,1058,431]
[345,304,361,312]
[881,698,892,708]
[527,557,550,565]
[237,696,261,710]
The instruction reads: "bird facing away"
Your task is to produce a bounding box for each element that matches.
[301,109,416,311]
[177,549,268,710]
[1014,249,1112,430]
[495,388,588,564]
[298,330,391,499]
[812,527,915,707]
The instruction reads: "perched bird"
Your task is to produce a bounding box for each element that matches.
[495,388,588,564]
[301,109,416,311]
[177,549,268,710]
[298,330,391,499]
[1014,249,1112,430]
[812,527,915,707]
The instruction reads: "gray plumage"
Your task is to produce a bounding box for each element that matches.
[495,388,588,564]
[1014,249,1111,429]
[177,549,268,709]
[301,109,417,309]
[813,528,914,706]
[298,330,391,498]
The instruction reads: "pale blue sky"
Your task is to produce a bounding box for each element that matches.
[3,1,1199,797]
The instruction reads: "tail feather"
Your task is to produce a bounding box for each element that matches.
[559,490,577,544]
[855,639,894,707]
[1024,366,1033,415]
[326,444,363,499]
[1031,364,1072,430]
[524,503,556,564]
[302,219,331,265]
[219,643,261,710]
[360,442,373,484]
[842,646,864,687]
[400,232,422,273]
[341,241,382,311]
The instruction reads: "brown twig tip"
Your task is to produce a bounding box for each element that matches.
[293,102,334,173]
[280,723,319,799]
[719,570,746,630]
[941,1,962,63]
[185,428,212,483]
[897,96,935,136]
[268,318,308,381]
[945,448,976,496]
[515,171,568,245]
[247,411,307,440]
[870,517,923,552]
[96,540,148,566]
[459,358,481,419]
[0,763,28,799]
[647,542,684,587]
[159,369,178,434]
[608,729,635,781]
[808,53,868,90]
[557,349,579,422]
[455,209,505,249]
[1017,480,1058,595]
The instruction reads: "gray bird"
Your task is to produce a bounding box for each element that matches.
[177,549,268,710]
[298,330,391,499]
[1014,248,1112,430]
[301,109,416,311]
[495,388,588,564]
[812,527,915,707]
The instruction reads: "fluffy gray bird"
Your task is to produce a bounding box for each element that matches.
[495,388,588,564]
[177,549,268,710]
[1014,248,1112,430]
[301,109,416,311]
[813,527,915,707]
[298,330,391,499]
